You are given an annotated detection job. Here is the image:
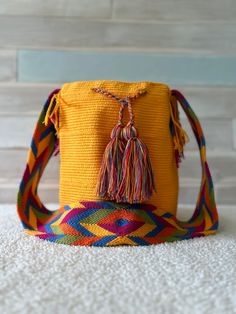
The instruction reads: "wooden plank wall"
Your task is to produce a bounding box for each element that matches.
[0,0,236,206]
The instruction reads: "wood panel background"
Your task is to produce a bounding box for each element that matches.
[0,0,235,206]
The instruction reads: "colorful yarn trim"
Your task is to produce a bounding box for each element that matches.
[16,88,218,246]
[92,88,156,204]
[116,98,156,203]
[92,88,127,200]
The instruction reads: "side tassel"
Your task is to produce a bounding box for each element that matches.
[44,89,61,156]
[170,94,189,167]
[116,97,156,203]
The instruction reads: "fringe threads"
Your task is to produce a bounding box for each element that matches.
[92,88,156,204]
[43,89,64,156]
[170,94,189,167]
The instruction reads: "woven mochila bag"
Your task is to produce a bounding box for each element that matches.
[17,80,218,246]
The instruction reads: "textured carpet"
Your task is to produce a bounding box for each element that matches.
[0,205,236,314]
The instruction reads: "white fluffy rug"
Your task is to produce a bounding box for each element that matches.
[0,205,236,314]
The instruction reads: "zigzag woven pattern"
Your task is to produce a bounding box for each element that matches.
[17,88,218,246]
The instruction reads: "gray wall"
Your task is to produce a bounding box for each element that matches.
[0,0,236,206]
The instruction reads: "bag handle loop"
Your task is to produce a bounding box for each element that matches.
[17,89,60,228]
[171,89,218,227]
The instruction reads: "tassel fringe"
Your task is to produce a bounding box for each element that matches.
[44,92,60,136]
[170,94,189,167]
[44,89,61,156]
[92,87,156,204]
[116,124,156,203]
[96,124,126,200]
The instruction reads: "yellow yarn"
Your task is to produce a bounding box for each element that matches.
[170,94,189,155]
[44,92,60,136]
[55,80,179,215]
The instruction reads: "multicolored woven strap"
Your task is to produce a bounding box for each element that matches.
[17,89,218,246]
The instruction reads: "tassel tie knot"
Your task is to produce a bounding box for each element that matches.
[92,87,156,204]
[122,123,138,140]
[122,97,138,140]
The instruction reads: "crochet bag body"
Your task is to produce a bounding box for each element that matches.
[17,80,218,246]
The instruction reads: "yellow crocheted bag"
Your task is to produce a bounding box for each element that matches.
[17,80,218,246]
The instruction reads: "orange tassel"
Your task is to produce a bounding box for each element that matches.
[44,89,61,156]
[170,94,189,167]
[44,92,60,136]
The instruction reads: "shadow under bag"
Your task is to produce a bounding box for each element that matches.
[17,80,218,246]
